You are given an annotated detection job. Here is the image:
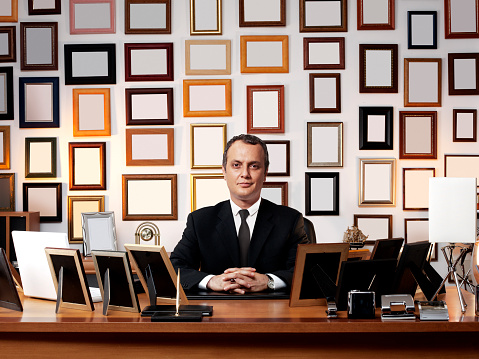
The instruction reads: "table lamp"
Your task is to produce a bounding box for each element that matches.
[428,177,477,313]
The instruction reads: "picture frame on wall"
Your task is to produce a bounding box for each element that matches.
[73,88,111,137]
[359,158,396,207]
[407,11,437,49]
[357,0,395,30]
[444,154,479,184]
[402,168,435,211]
[307,122,343,167]
[359,107,393,150]
[190,0,222,35]
[399,111,437,160]
[299,0,347,32]
[125,88,173,126]
[0,0,17,22]
[240,35,289,74]
[23,182,62,222]
[28,0,61,15]
[190,123,226,169]
[359,44,398,93]
[126,128,174,166]
[67,195,105,244]
[404,58,442,107]
[125,0,171,34]
[445,0,479,39]
[0,126,10,169]
[124,43,173,82]
[190,173,229,211]
[264,140,290,176]
[70,0,116,34]
[303,37,345,70]
[185,40,230,75]
[309,73,341,113]
[19,77,59,129]
[20,22,58,71]
[262,182,288,206]
[448,53,479,95]
[64,44,116,85]
[0,27,16,63]
[305,172,340,216]
[69,142,106,191]
[246,85,284,133]
[353,214,392,243]
[183,79,232,117]
[122,174,178,220]
[0,67,14,120]
[0,173,14,211]
[25,137,57,178]
[453,109,477,142]
[239,0,286,27]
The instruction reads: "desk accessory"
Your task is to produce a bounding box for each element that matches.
[135,222,160,245]
[348,290,375,319]
[0,248,22,311]
[82,212,117,256]
[381,294,416,320]
[343,225,368,249]
[310,264,338,318]
[429,177,477,313]
[91,250,140,315]
[417,300,449,321]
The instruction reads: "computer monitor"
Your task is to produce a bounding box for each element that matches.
[370,238,404,261]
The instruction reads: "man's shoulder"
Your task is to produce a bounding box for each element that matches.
[260,198,302,217]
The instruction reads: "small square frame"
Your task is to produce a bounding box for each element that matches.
[0,0,17,22]
[309,73,341,113]
[247,85,284,133]
[239,0,285,27]
[23,182,62,222]
[183,79,232,117]
[25,137,57,178]
[185,39,230,75]
[125,43,173,82]
[125,88,173,126]
[0,67,13,120]
[126,128,174,166]
[264,140,290,176]
[69,142,106,190]
[408,11,437,49]
[19,77,59,129]
[359,158,396,207]
[305,172,340,216]
[359,107,393,150]
[125,0,171,34]
[0,126,10,169]
[68,195,105,244]
[20,22,58,71]
[307,122,343,167]
[444,154,479,185]
[73,88,111,137]
[82,212,117,256]
[0,27,15,63]
[190,0,222,35]
[445,0,479,39]
[299,0,347,32]
[122,174,178,220]
[399,111,437,160]
[404,58,442,107]
[190,173,229,211]
[28,0,61,15]
[359,44,398,93]
[261,181,288,206]
[240,35,288,73]
[354,214,392,243]
[0,173,14,211]
[357,0,394,30]
[448,53,479,95]
[453,109,477,142]
[190,123,226,169]
[403,168,435,211]
[303,37,345,70]
[70,0,115,34]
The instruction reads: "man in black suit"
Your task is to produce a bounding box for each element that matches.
[170,134,308,294]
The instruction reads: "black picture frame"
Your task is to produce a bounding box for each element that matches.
[64,44,116,85]
[0,248,22,312]
[28,0,61,15]
[359,107,393,150]
[408,11,437,50]
[23,182,62,222]
[0,67,14,121]
[305,172,339,216]
[25,137,57,178]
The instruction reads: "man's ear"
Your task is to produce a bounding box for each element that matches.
[222,166,226,178]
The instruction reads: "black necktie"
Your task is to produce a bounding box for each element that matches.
[238,209,250,267]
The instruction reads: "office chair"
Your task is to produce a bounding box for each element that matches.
[303,217,317,244]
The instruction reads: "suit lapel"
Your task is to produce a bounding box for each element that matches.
[248,200,274,266]
[215,201,240,266]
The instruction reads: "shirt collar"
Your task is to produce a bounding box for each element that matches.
[230,197,261,217]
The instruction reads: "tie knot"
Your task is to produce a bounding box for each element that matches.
[239,209,249,221]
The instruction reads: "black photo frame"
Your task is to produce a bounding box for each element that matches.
[359,107,393,150]
[408,11,437,50]
[305,172,339,216]
[0,248,22,312]
[23,182,62,222]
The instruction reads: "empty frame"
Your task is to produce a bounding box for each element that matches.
[73,88,111,137]
[445,0,479,39]
[303,37,345,70]
[359,158,396,206]
[448,53,479,95]
[359,107,393,150]
[305,172,339,216]
[185,40,230,75]
[247,85,284,133]
[404,58,441,107]
[68,195,105,244]
[359,44,398,93]
[0,27,15,63]
[0,126,10,169]
[403,168,435,211]
[0,0,17,22]
[190,0,222,35]
[239,0,285,27]
[126,88,173,126]
[408,11,437,49]
[125,43,173,82]
[0,67,13,120]
[445,155,479,184]
[265,140,290,176]
[353,214,392,242]
[190,173,229,211]
[307,122,343,167]
[19,77,59,128]
[190,123,226,169]
[28,0,61,15]
[183,79,231,117]
[23,182,62,222]
[20,22,58,71]
[125,0,171,34]
[126,128,174,166]
[309,73,341,113]
[453,109,477,142]
[70,0,115,34]
[399,111,437,160]
[69,142,106,190]
[25,137,57,178]
[357,0,394,30]
[0,173,14,211]
[240,35,288,73]
[262,182,288,206]
[299,0,347,32]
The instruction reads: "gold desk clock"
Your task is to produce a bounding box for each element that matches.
[135,222,160,245]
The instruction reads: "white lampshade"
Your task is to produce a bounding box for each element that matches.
[429,177,477,244]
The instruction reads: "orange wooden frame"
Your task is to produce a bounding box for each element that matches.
[240,35,289,73]
[73,88,111,137]
[183,79,232,117]
[0,0,18,22]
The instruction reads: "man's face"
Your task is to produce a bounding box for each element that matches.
[222,141,267,208]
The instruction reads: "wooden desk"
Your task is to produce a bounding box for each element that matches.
[0,287,477,358]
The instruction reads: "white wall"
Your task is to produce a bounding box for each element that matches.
[4,0,478,280]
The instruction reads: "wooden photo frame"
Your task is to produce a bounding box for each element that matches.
[185,39,230,75]
[125,0,171,34]
[357,0,394,30]
[190,173,229,211]
[453,109,477,142]
[122,174,177,220]
[359,158,396,207]
[399,111,437,160]
[126,128,174,166]
[92,250,140,314]
[354,214,392,243]
[307,122,343,167]
[247,85,284,133]
[404,218,437,261]
[190,0,221,35]
[82,212,117,256]
[448,53,479,95]
[70,0,115,34]
[359,107,393,150]
[445,154,479,184]
[45,248,94,312]
[0,173,14,211]
[183,79,231,117]
[403,168,435,211]
[73,88,111,137]
[305,172,340,216]
[28,0,61,15]
[299,0,347,32]
[261,181,288,206]
[0,126,10,170]
[25,137,57,178]
[445,0,479,39]
[0,0,17,22]
[240,35,288,73]
[0,27,15,63]
[264,140,290,176]
[408,11,437,49]
[239,0,285,27]
[404,58,442,107]
[64,44,116,85]
[125,88,173,126]
[359,44,398,93]
[190,123,226,169]
[20,22,58,71]
[19,77,59,129]
[309,73,341,113]
[68,195,105,244]
[23,182,62,222]
[69,142,106,191]
[125,43,173,82]
[303,37,345,70]
[0,67,13,120]
[290,243,349,307]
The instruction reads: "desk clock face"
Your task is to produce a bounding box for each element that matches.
[140,228,153,241]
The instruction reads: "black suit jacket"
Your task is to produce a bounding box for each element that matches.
[170,199,308,290]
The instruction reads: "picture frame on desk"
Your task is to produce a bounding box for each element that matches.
[358,158,396,206]
[125,0,171,34]
[305,172,339,216]
[453,109,477,142]
[0,0,17,22]
[261,182,288,206]
[73,88,111,137]
[353,214,392,244]
[189,0,222,35]
[125,88,173,126]
[445,0,479,39]
[404,218,437,261]
[0,173,14,211]
[246,85,284,133]
[357,0,395,30]
[69,142,106,191]
[190,173,229,211]
[0,67,14,120]
[69,0,116,34]
[264,140,290,176]
[25,137,57,178]
[124,43,173,82]
[185,40,230,75]
[239,0,285,27]
[448,53,479,95]
[20,22,58,71]
[0,126,10,170]
[402,168,435,211]
[23,182,61,222]
[28,0,61,15]
[359,44,398,93]
[299,0,347,32]
[68,196,105,244]
[307,122,343,167]
[240,35,288,73]
[0,248,22,312]
[399,111,437,159]
[309,73,341,113]
[404,58,441,107]
[82,212,117,256]
[126,128,174,166]
[190,123,225,169]
[303,37,345,70]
